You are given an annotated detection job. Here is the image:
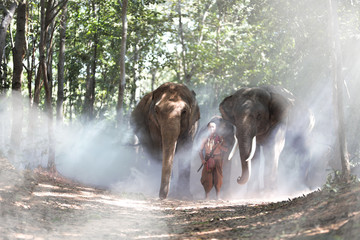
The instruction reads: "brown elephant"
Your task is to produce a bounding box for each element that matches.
[131,82,200,199]
[219,85,300,191]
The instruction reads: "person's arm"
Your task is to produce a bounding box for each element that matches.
[199,139,206,165]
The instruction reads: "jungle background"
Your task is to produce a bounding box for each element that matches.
[1,0,360,239]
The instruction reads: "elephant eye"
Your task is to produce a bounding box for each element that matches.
[256,113,262,120]
[182,109,187,115]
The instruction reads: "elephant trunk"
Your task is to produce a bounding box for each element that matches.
[159,120,180,200]
[237,135,257,184]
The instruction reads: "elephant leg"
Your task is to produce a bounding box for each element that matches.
[221,155,232,199]
[173,144,192,199]
[262,124,286,191]
[177,158,191,197]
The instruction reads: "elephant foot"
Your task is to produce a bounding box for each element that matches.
[159,186,169,200]
[159,192,168,200]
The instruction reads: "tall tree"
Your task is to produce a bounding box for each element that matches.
[10,0,27,164]
[0,1,17,92]
[116,0,128,125]
[34,0,68,172]
[34,0,67,107]
[175,0,217,85]
[46,16,56,98]
[329,0,351,181]
[12,1,26,92]
[57,2,67,122]
[83,0,98,121]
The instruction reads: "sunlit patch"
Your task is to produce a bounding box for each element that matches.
[14,202,31,209]
[38,183,61,189]
[351,210,360,217]
[0,185,14,190]
[191,227,233,237]
[11,233,38,239]
[221,215,246,221]
[32,190,164,211]
[62,233,82,237]
[134,233,186,239]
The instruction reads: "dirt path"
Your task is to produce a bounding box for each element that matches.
[1,158,360,239]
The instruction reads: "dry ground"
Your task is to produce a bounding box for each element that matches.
[1,157,360,240]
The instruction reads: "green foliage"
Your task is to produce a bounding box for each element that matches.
[4,1,360,161]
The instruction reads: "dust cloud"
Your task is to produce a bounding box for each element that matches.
[189,78,347,201]
[1,3,360,200]
[0,76,353,202]
[0,96,162,197]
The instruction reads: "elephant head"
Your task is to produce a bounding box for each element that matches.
[131,82,200,199]
[219,86,294,185]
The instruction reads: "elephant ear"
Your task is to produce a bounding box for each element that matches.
[186,89,200,138]
[148,92,161,130]
[219,95,235,123]
[268,89,293,127]
[132,92,152,128]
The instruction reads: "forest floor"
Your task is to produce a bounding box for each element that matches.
[1,157,360,240]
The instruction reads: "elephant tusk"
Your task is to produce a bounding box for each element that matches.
[228,135,238,160]
[245,136,256,162]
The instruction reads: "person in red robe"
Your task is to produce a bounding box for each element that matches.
[199,121,228,199]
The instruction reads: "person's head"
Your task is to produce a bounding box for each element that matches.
[207,121,216,135]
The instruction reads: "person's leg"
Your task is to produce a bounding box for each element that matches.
[201,167,213,199]
[214,156,223,200]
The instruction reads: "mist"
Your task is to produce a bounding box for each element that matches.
[1,1,360,202]
[0,74,352,202]
[188,79,339,201]
[0,97,161,197]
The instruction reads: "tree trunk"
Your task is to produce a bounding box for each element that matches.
[40,0,55,171]
[116,0,128,126]
[34,0,67,106]
[329,0,350,181]
[10,1,27,165]
[46,20,55,98]
[12,2,27,92]
[57,3,67,122]
[0,2,17,93]
[38,0,67,172]
[177,0,213,85]
[84,1,97,121]
[130,42,138,109]
[177,0,187,85]
[68,75,73,122]
[25,1,36,102]
[26,35,36,102]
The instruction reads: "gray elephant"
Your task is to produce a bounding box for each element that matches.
[219,85,313,191]
[131,82,200,199]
